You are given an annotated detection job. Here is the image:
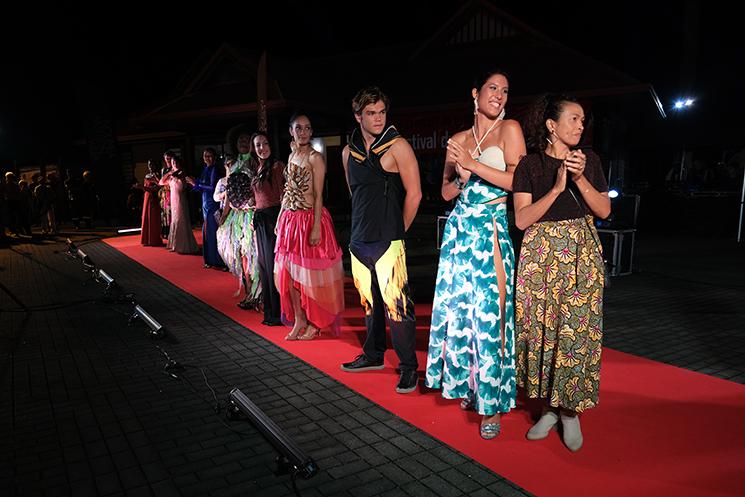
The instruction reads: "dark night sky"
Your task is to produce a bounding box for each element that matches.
[1,1,742,166]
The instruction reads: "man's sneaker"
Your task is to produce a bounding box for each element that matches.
[395,370,419,394]
[340,354,385,372]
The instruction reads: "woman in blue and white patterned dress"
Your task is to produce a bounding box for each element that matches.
[425,70,526,439]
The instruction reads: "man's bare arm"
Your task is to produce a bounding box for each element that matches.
[341,146,352,196]
[392,140,422,231]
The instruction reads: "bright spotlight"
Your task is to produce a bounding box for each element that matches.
[608,189,620,199]
[310,138,325,155]
[130,304,165,338]
[673,97,695,110]
[227,388,318,480]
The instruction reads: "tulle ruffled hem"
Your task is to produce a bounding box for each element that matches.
[274,208,344,333]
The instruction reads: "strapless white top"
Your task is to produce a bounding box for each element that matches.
[476,146,507,171]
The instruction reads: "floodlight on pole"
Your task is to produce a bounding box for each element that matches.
[227,388,318,482]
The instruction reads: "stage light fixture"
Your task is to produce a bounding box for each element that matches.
[130,304,165,338]
[117,228,141,234]
[608,189,620,199]
[75,247,95,268]
[65,238,83,261]
[227,388,318,480]
[96,269,117,292]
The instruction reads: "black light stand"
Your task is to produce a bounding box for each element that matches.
[129,304,166,339]
[227,387,318,489]
[94,269,117,294]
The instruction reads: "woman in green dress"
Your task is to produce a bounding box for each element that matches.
[425,70,526,439]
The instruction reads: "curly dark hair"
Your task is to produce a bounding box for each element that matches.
[524,93,581,152]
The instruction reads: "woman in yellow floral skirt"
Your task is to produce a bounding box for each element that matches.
[512,94,610,452]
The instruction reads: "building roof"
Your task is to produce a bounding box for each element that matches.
[123,0,663,139]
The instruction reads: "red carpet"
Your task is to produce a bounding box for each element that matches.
[105,233,745,497]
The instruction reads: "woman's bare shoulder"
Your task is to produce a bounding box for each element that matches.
[500,119,522,131]
[450,129,471,143]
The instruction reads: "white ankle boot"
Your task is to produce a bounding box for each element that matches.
[526,410,559,440]
[560,412,583,452]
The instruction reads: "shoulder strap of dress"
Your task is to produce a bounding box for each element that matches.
[471,117,501,157]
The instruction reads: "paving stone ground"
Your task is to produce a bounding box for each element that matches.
[1,227,743,496]
[1,233,531,497]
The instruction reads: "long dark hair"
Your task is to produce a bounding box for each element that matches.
[524,93,581,152]
[170,156,186,178]
[249,131,276,185]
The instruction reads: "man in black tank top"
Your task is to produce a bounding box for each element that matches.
[340,86,422,394]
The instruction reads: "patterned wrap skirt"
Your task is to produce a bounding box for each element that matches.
[425,201,515,416]
[274,207,345,333]
[515,215,604,412]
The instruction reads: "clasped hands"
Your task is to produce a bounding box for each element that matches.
[553,150,587,194]
[563,150,587,181]
[447,139,478,183]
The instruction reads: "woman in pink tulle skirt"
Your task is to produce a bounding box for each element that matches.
[275,113,345,340]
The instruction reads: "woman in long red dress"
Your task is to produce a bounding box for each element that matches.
[140,159,164,246]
